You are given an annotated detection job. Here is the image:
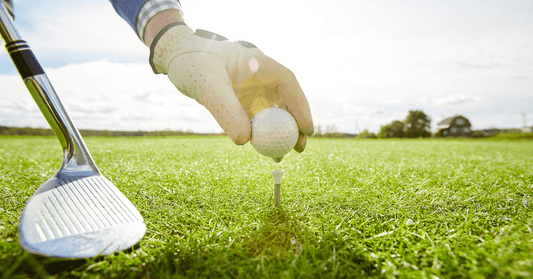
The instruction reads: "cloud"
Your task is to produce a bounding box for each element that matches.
[13,1,147,67]
[132,92,163,105]
[68,103,119,114]
[0,99,38,112]
[1,60,221,132]
[342,104,383,116]
[420,94,482,107]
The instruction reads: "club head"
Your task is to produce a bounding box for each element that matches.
[19,173,146,258]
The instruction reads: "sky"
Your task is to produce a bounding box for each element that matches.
[1,0,533,134]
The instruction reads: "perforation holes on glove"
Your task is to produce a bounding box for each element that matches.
[182,63,206,101]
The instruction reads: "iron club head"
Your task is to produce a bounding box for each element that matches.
[19,173,146,258]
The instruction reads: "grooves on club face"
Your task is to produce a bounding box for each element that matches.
[19,174,146,258]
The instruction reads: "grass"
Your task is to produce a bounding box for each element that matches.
[488,133,533,141]
[1,135,532,278]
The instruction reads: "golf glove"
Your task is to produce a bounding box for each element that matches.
[150,23,313,151]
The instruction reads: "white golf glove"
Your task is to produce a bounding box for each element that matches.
[150,23,313,152]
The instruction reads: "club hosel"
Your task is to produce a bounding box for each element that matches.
[24,75,70,149]
[23,75,98,172]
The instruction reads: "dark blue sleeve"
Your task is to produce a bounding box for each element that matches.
[108,0,147,31]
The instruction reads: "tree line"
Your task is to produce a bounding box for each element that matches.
[379,110,431,138]
[311,110,432,139]
[0,126,206,137]
[312,124,349,138]
[3,112,527,139]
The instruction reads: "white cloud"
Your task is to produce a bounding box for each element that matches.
[342,104,383,116]
[15,0,147,65]
[1,60,221,132]
[0,99,38,112]
[420,94,482,107]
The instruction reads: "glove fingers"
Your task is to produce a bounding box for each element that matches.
[201,87,251,145]
[168,53,251,145]
[258,57,314,137]
[278,72,314,137]
[294,132,307,153]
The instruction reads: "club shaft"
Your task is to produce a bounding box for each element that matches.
[0,2,16,41]
[0,4,98,174]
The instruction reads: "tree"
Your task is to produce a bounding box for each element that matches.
[358,129,377,139]
[312,124,343,138]
[325,124,338,135]
[315,125,322,137]
[404,110,431,138]
[379,120,405,138]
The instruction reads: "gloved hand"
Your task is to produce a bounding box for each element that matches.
[150,23,314,152]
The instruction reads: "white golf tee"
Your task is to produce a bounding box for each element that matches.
[271,170,284,207]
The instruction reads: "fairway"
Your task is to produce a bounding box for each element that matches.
[1,136,532,278]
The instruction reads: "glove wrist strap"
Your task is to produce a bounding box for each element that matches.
[149,22,187,74]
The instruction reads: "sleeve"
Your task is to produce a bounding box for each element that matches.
[108,0,182,41]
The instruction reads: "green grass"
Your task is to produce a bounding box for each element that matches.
[488,133,533,141]
[1,136,533,278]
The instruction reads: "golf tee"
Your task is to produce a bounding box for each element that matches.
[271,170,284,207]
[275,184,281,207]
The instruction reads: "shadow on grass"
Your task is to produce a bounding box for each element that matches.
[3,209,377,278]
[3,243,142,278]
[241,207,309,258]
[3,252,90,278]
[236,206,377,277]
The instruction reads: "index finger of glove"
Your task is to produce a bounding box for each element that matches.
[200,80,252,145]
[168,53,251,145]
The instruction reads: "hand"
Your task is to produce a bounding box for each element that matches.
[150,23,314,152]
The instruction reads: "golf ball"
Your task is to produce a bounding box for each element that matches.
[250,108,299,158]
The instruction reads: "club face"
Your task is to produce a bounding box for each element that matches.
[19,174,146,258]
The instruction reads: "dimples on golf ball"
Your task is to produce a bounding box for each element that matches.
[250,108,299,158]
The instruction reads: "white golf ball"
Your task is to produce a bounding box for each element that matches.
[250,108,299,158]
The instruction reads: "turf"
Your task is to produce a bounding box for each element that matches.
[1,136,532,278]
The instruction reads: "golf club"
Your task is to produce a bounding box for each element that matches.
[0,2,146,258]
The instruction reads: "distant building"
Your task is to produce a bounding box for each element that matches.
[523,126,533,133]
[436,115,472,137]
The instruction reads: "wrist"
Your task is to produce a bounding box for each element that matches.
[144,9,185,47]
[149,23,193,74]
